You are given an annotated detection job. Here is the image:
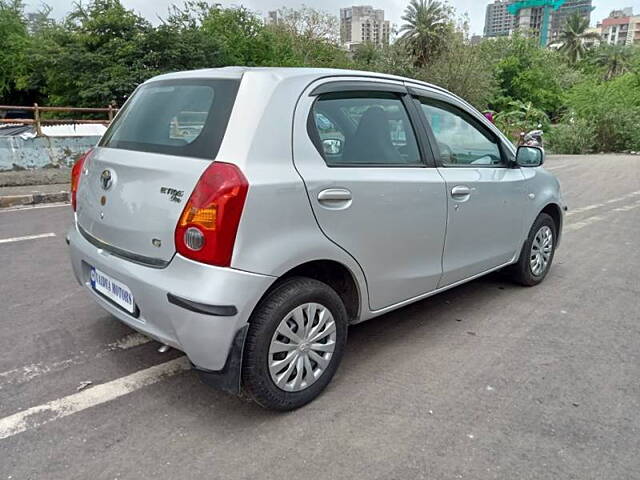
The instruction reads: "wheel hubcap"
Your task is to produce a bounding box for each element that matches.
[530,226,553,276]
[268,302,337,392]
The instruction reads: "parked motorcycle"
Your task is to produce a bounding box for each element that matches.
[519,125,544,148]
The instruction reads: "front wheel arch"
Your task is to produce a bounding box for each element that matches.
[540,203,563,246]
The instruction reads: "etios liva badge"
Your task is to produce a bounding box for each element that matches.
[160,187,184,203]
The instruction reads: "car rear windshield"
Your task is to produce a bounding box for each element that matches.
[100,78,240,159]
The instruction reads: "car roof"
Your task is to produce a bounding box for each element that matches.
[147,66,446,94]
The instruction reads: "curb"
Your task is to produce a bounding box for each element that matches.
[0,191,70,209]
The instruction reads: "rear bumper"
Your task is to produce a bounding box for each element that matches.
[67,225,275,375]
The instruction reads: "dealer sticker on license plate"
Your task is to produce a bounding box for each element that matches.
[90,267,135,314]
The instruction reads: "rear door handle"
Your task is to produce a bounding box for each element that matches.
[317,188,352,209]
[451,185,471,198]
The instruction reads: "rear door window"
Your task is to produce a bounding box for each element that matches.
[309,92,422,167]
[100,79,239,160]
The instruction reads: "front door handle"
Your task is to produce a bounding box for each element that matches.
[317,188,352,209]
[451,185,471,198]
[318,188,352,202]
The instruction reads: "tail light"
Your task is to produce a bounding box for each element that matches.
[70,149,92,211]
[175,162,249,267]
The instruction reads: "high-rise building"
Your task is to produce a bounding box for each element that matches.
[484,0,516,38]
[265,10,280,26]
[340,5,391,49]
[549,0,594,44]
[483,0,593,46]
[514,6,545,38]
[599,8,640,46]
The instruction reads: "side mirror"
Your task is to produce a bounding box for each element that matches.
[322,138,343,156]
[516,146,544,167]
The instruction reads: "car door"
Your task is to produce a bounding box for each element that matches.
[293,79,447,312]
[411,89,527,287]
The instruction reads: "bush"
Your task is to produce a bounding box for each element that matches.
[564,73,640,152]
[547,117,595,154]
[494,100,549,143]
[588,107,640,152]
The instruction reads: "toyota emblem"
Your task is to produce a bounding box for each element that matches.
[100,169,113,191]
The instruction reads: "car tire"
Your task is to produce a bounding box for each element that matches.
[241,277,348,411]
[511,213,557,286]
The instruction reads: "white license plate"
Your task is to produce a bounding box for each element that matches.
[90,267,135,314]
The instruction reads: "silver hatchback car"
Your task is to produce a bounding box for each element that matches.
[68,67,566,410]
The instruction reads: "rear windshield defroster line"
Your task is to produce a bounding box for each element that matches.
[100,78,240,160]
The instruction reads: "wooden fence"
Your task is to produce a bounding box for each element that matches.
[0,104,118,136]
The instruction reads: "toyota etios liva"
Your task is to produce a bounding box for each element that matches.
[68,67,565,410]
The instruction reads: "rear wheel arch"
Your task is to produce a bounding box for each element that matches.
[254,260,361,323]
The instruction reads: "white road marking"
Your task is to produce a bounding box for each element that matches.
[0,333,152,389]
[565,200,640,232]
[567,190,640,217]
[612,199,640,212]
[0,357,189,440]
[565,216,606,232]
[0,202,69,213]
[0,233,56,244]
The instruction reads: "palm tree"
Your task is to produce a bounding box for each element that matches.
[399,0,451,67]
[594,44,633,80]
[553,12,600,64]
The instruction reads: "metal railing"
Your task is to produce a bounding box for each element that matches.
[0,104,118,136]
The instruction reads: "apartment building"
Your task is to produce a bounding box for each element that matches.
[515,6,545,37]
[483,0,593,46]
[549,0,594,44]
[265,10,280,26]
[340,5,391,49]
[599,8,640,46]
[484,0,515,38]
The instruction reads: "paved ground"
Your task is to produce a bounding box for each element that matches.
[1,155,639,480]
[0,184,68,197]
[0,168,70,188]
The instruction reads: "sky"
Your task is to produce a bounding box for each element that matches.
[25,0,640,36]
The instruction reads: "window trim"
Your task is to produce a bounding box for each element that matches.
[411,91,514,169]
[310,81,406,96]
[306,89,434,169]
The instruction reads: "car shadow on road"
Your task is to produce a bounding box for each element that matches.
[165,271,521,425]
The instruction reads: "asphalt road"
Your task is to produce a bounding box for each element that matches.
[1,154,639,479]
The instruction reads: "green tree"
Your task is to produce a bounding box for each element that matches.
[0,0,28,101]
[422,32,496,108]
[352,42,382,66]
[352,41,415,77]
[399,0,453,67]
[494,100,549,140]
[553,12,600,64]
[199,5,264,65]
[270,6,339,43]
[594,44,634,80]
[257,7,348,68]
[565,73,640,151]
[480,33,581,118]
[28,0,155,107]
